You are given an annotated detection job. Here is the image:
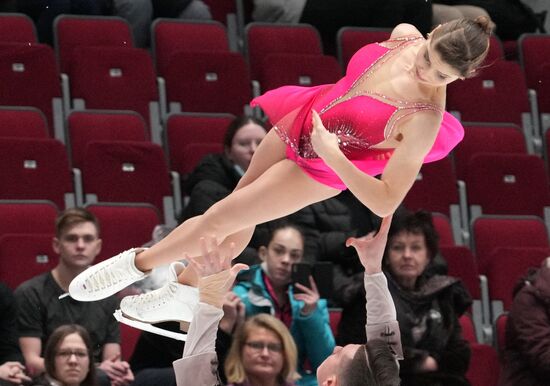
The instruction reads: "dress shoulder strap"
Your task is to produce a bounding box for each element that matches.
[379,34,423,49]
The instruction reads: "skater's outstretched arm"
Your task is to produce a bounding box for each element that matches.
[311,110,441,217]
[173,238,248,386]
[346,215,403,359]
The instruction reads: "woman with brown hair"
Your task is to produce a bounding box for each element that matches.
[31,325,97,386]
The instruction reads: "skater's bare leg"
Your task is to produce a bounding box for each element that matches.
[180,129,290,266]
[134,159,339,271]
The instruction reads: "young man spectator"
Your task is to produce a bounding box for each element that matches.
[14,208,134,386]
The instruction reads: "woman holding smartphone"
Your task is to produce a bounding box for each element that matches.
[230,220,335,386]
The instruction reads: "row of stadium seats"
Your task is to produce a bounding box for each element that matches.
[0,14,548,153]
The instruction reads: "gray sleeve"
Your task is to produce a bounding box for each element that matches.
[173,303,224,386]
[364,273,403,360]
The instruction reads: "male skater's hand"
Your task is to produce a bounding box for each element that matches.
[186,237,248,308]
[345,215,393,274]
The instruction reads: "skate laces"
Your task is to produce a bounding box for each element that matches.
[131,282,178,310]
[83,252,136,293]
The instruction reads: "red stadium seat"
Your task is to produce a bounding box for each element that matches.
[120,322,141,361]
[245,23,323,81]
[471,215,549,274]
[432,213,455,247]
[0,106,49,139]
[403,157,466,245]
[54,14,133,74]
[494,313,508,353]
[441,245,488,342]
[328,308,342,338]
[164,51,251,116]
[86,203,161,263]
[0,12,37,43]
[459,314,477,344]
[0,138,75,209]
[0,200,58,238]
[81,141,177,225]
[152,19,229,76]
[67,110,148,169]
[519,33,550,148]
[337,27,391,69]
[0,233,57,290]
[166,112,234,178]
[447,60,536,153]
[257,53,341,93]
[465,153,550,219]
[0,43,63,140]
[68,46,161,143]
[454,122,527,181]
[466,343,500,386]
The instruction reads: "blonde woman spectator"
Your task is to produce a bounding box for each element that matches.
[225,314,299,386]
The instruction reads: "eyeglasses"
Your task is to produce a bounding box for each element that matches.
[56,350,89,360]
[245,341,283,353]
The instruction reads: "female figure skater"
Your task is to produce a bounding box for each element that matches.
[68,17,493,329]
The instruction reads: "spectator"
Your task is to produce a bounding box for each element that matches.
[224,314,299,386]
[117,0,212,48]
[30,324,96,386]
[251,0,433,54]
[432,3,490,27]
[14,208,133,386]
[499,257,550,386]
[523,0,549,32]
[182,115,267,221]
[231,221,335,386]
[431,0,544,40]
[16,0,113,44]
[337,209,472,385]
[0,282,31,386]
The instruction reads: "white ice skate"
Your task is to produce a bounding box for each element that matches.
[68,248,149,301]
[115,261,199,341]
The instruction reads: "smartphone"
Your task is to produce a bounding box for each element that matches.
[291,262,334,299]
[291,263,312,294]
[312,262,333,299]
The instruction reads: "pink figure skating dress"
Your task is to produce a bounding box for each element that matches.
[251,35,464,190]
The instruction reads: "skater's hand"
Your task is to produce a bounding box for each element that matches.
[420,356,439,372]
[294,276,320,316]
[99,355,134,386]
[0,362,31,384]
[310,110,342,163]
[345,215,393,275]
[220,292,246,334]
[187,237,249,308]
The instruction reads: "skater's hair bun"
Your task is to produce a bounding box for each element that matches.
[473,15,496,35]
[431,17,495,78]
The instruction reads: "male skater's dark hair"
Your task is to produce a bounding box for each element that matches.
[340,340,400,386]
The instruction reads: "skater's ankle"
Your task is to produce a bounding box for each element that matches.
[133,249,151,272]
[178,267,199,287]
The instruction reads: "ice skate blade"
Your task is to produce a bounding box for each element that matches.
[114,310,187,341]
